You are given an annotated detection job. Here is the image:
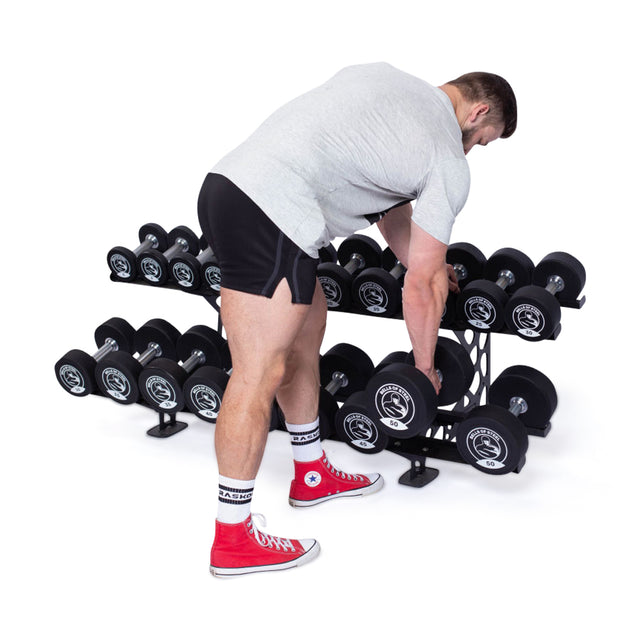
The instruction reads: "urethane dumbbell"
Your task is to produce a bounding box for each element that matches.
[351,248,407,317]
[55,318,136,397]
[317,343,375,439]
[455,365,557,474]
[504,252,586,341]
[318,234,382,311]
[107,223,168,282]
[442,243,488,328]
[457,248,534,332]
[335,350,410,454]
[170,236,220,291]
[138,325,230,412]
[365,337,475,438]
[94,319,181,404]
[137,225,200,286]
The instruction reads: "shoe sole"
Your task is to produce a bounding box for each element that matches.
[210,540,320,578]
[288,475,384,508]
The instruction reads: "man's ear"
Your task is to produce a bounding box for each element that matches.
[469,103,490,124]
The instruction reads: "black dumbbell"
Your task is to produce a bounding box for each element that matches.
[107,223,168,282]
[335,349,410,454]
[318,234,382,311]
[365,337,474,438]
[94,319,181,404]
[138,325,230,412]
[169,236,220,291]
[317,343,375,440]
[504,252,586,341]
[441,243,487,328]
[455,365,557,475]
[55,318,136,397]
[457,248,534,332]
[137,225,200,286]
[351,248,407,317]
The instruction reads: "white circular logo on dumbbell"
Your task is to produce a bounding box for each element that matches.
[374,383,414,431]
[204,265,221,291]
[511,304,544,338]
[358,281,388,313]
[172,262,195,288]
[139,257,162,282]
[189,384,222,419]
[145,375,177,409]
[318,276,341,308]
[58,365,86,394]
[464,296,496,329]
[344,412,378,450]
[467,427,508,469]
[100,367,131,401]
[109,253,132,278]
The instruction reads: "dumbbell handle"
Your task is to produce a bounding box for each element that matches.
[181,349,206,373]
[389,260,407,280]
[344,253,366,275]
[509,396,528,418]
[197,246,215,265]
[138,342,163,367]
[93,338,119,361]
[134,233,162,257]
[495,269,515,291]
[325,371,348,396]
[164,237,190,261]
[544,275,565,296]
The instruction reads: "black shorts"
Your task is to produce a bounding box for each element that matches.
[197,173,320,305]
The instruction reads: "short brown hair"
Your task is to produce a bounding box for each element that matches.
[446,72,517,138]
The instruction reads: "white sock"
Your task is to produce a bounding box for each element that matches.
[217,475,255,524]
[286,417,323,463]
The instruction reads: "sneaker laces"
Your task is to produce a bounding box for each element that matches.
[322,456,364,482]
[248,514,297,552]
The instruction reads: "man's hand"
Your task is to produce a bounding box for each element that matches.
[423,367,442,395]
[446,264,460,293]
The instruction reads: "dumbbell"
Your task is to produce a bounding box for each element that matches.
[457,248,534,332]
[335,350,410,454]
[94,319,181,404]
[317,343,376,440]
[107,223,168,282]
[55,318,136,397]
[441,243,487,328]
[455,365,557,474]
[504,252,586,341]
[351,248,407,317]
[318,234,382,311]
[181,359,284,431]
[137,225,200,286]
[169,236,220,291]
[365,337,475,438]
[138,325,230,412]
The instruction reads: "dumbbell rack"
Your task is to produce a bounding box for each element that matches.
[108,252,586,487]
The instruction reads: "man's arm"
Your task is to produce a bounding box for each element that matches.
[402,221,450,394]
[376,203,412,266]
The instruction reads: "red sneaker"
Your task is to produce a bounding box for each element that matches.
[289,452,384,507]
[209,514,320,577]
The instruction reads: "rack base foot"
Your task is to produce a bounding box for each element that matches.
[147,412,188,438]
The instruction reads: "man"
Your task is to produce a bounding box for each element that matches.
[198,62,517,577]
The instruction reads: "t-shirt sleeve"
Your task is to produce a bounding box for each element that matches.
[411,159,471,244]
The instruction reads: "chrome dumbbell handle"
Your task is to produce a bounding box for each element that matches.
[544,275,565,296]
[509,396,528,418]
[325,371,349,396]
[137,342,163,367]
[495,269,515,291]
[164,237,190,262]
[93,338,119,361]
[135,233,161,257]
[344,253,366,276]
[181,349,206,374]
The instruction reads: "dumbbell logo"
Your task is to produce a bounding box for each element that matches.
[58,364,88,394]
[100,367,132,401]
[341,413,378,450]
[372,383,415,431]
[463,296,497,329]
[188,383,223,420]
[144,375,177,409]
[465,427,509,470]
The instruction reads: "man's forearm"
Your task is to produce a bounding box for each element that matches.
[402,270,448,373]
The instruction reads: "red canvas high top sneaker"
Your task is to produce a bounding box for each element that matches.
[289,452,384,507]
[210,514,320,577]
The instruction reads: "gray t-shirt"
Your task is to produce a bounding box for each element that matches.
[211,62,470,258]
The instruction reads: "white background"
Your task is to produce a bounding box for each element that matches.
[2,1,637,638]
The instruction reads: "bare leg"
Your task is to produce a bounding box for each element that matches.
[215,278,314,480]
[276,279,327,425]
